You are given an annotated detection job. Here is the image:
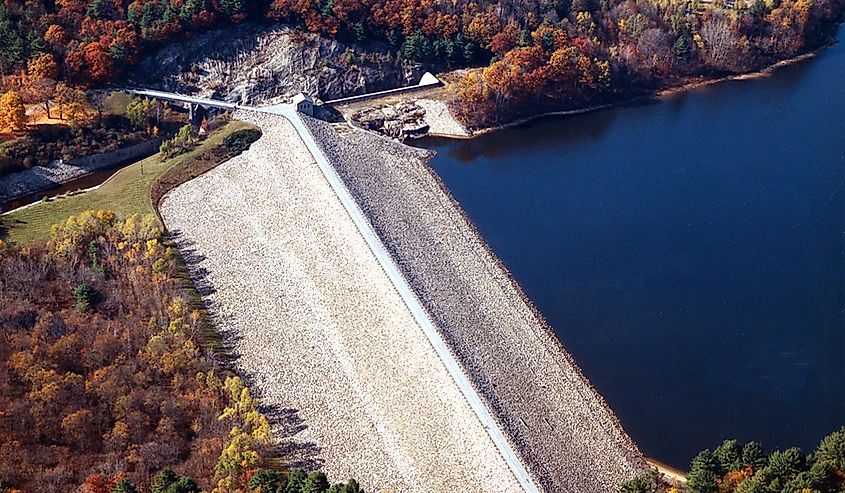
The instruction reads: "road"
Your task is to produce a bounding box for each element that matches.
[124,89,239,109]
[134,89,541,493]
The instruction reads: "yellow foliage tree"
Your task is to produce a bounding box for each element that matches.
[49,210,117,259]
[142,319,200,376]
[0,91,27,130]
[214,375,272,491]
[54,83,89,123]
[213,427,262,493]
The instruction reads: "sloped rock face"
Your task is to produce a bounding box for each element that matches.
[159,111,524,493]
[131,23,423,105]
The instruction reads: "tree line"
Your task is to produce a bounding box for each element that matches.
[0,0,843,130]
[451,0,845,126]
[620,426,845,492]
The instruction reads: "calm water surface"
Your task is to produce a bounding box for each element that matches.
[420,28,845,468]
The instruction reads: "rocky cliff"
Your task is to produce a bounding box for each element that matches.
[130,23,424,105]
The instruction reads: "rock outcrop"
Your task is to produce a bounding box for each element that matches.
[351,101,430,139]
[348,98,472,139]
[131,23,424,105]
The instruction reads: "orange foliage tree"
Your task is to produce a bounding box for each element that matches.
[0,211,272,493]
[0,91,27,130]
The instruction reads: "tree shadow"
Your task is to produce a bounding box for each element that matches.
[165,227,324,472]
[273,441,325,472]
[166,228,245,356]
[265,404,324,472]
[168,229,216,297]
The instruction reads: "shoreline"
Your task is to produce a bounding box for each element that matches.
[433,47,826,140]
[303,112,647,492]
[0,138,163,209]
[1,184,104,217]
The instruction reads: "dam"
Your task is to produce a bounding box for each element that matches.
[156,94,647,491]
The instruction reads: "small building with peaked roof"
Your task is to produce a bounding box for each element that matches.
[292,92,314,116]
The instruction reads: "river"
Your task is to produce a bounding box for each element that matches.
[419,28,845,469]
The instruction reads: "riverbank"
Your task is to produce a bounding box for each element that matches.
[0,138,162,208]
[1,121,250,245]
[437,46,830,140]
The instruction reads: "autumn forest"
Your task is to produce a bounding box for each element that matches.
[0,212,360,493]
[1,0,843,129]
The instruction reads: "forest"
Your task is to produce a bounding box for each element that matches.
[1,0,844,129]
[620,428,845,493]
[0,211,359,493]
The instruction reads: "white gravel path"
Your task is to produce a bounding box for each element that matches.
[159,112,522,492]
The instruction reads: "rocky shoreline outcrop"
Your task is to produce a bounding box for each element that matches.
[347,98,471,139]
[350,101,429,138]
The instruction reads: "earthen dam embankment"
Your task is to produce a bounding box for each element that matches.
[160,111,526,492]
[301,115,648,493]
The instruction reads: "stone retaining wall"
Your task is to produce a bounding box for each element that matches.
[0,139,161,205]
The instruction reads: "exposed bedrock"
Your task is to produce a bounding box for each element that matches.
[301,115,649,493]
[131,23,424,105]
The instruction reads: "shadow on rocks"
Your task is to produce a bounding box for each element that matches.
[274,440,324,472]
[164,228,323,472]
[168,229,216,297]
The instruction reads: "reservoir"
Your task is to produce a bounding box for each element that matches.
[420,27,845,468]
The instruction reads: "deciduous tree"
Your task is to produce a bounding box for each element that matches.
[0,91,26,130]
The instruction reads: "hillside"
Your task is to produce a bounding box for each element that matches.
[1,0,843,128]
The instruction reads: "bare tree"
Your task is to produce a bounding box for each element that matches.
[637,27,673,71]
[700,13,738,71]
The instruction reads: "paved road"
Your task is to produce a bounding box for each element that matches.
[133,89,541,493]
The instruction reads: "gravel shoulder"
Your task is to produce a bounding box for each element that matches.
[159,112,522,492]
[302,116,649,493]
[416,99,471,137]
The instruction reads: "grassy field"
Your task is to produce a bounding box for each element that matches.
[2,120,252,245]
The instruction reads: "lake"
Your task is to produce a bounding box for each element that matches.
[419,28,845,468]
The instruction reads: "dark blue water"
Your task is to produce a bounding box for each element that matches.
[420,29,845,468]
